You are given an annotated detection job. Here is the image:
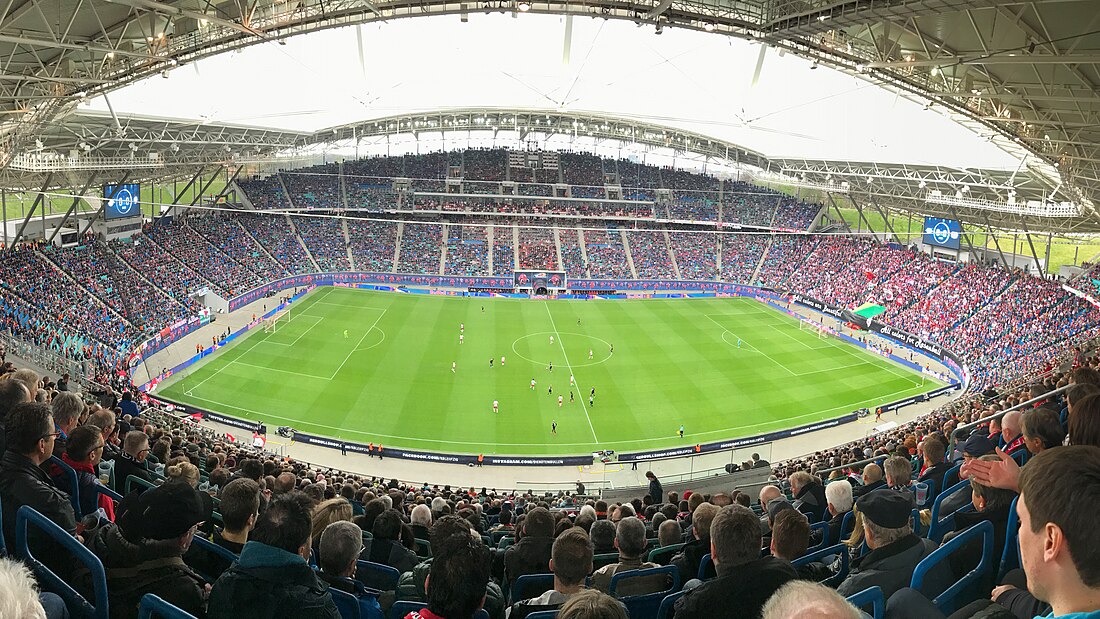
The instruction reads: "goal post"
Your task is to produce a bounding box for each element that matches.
[263,307,291,334]
[798,318,828,339]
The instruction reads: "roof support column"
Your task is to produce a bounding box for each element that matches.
[47,171,105,244]
[9,173,54,251]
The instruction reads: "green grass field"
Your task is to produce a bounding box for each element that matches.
[157,287,942,455]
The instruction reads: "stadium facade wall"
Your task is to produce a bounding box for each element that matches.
[136,271,965,466]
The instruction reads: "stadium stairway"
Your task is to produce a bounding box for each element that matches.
[287,215,322,272]
[553,227,565,274]
[512,225,520,270]
[338,161,351,210]
[343,218,356,270]
[487,225,495,274]
[663,229,682,280]
[577,227,592,278]
[277,173,297,210]
[621,229,639,279]
[392,223,403,273]
[439,224,449,276]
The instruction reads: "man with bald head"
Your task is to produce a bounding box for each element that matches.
[853,463,886,498]
[1000,410,1026,455]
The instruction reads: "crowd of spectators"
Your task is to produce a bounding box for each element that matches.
[397,223,444,275]
[625,230,676,280]
[492,227,515,277]
[584,228,632,279]
[237,213,315,275]
[719,233,768,284]
[347,220,398,273]
[237,176,291,211]
[283,168,343,210]
[296,216,352,272]
[557,227,587,278]
[669,232,717,281]
[517,227,559,272]
[444,225,489,277]
[144,220,264,297]
[187,214,288,283]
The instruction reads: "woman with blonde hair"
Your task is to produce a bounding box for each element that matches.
[311,497,353,560]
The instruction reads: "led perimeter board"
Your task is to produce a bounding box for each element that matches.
[923,217,962,250]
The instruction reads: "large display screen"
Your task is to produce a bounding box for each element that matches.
[514,270,567,290]
[923,217,962,250]
[104,183,141,220]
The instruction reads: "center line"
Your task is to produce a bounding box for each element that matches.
[544,301,599,442]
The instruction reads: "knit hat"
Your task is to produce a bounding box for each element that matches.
[132,482,205,540]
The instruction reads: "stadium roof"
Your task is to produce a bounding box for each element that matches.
[0,0,1098,231]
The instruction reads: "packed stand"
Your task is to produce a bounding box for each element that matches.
[397,223,443,275]
[669,232,717,281]
[517,226,559,271]
[585,227,632,279]
[46,239,192,333]
[665,196,719,223]
[719,233,768,284]
[557,227,587,279]
[237,213,315,275]
[237,176,291,211]
[626,230,676,280]
[187,214,288,283]
[296,216,352,272]
[109,236,211,310]
[347,220,398,273]
[444,225,489,276]
[753,235,819,289]
[282,167,343,210]
[891,263,1014,343]
[145,220,264,297]
[463,149,507,182]
[491,226,515,277]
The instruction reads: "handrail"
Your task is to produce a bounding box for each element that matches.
[817,454,887,477]
[949,384,1070,452]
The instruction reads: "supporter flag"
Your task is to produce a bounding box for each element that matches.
[853,303,887,320]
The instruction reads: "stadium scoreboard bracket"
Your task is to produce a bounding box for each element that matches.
[513,270,567,293]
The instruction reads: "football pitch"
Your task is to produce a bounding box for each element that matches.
[157,287,942,456]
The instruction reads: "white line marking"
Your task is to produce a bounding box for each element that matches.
[544,301,599,442]
[228,360,332,380]
[258,314,324,347]
[706,314,797,375]
[328,308,387,380]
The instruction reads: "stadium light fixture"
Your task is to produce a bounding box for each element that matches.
[703,22,715,32]
[925,189,1081,217]
[517,1,530,11]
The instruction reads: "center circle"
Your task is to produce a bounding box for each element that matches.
[510,331,614,368]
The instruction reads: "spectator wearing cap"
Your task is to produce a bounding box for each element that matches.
[884,446,1100,619]
[208,491,340,619]
[836,489,949,599]
[670,503,718,584]
[507,527,593,619]
[0,402,77,554]
[84,480,208,619]
[592,517,664,595]
[672,505,798,619]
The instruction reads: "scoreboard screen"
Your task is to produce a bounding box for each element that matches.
[104,183,141,220]
[514,270,567,291]
[923,217,962,250]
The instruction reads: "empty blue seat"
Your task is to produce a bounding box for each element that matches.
[16,505,109,619]
[792,543,849,588]
[657,591,683,619]
[846,586,884,619]
[697,554,714,581]
[356,559,401,592]
[331,588,362,619]
[927,479,973,543]
[138,593,198,619]
[911,520,995,615]
[997,497,1021,583]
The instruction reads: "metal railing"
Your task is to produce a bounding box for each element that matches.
[948,384,1070,453]
[815,454,888,477]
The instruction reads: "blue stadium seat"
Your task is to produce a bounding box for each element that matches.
[93,483,123,505]
[47,455,82,517]
[16,505,109,619]
[846,586,884,619]
[997,496,1021,584]
[911,520,995,615]
[138,594,198,619]
[927,479,973,543]
[593,552,620,570]
[126,474,158,495]
[331,588,362,619]
[942,464,961,490]
[497,535,515,549]
[792,543,849,588]
[414,538,431,558]
[912,509,923,537]
[697,554,713,581]
[657,591,683,619]
[806,521,830,554]
[186,535,240,583]
[608,565,680,619]
[647,543,685,565]
[838,510,856,543]
[510,573,554,604]
[356,560,401,592]
[525,611,558,619]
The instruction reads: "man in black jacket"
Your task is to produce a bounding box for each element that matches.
[916,438,950,500]
[112,430,154,494]
[208,491,340,619]
[85,480,208,619]
[503,507,555,590]
[0,377,29,456]
[0,402,77,554]
[673,505,798,619]
[670,503,718,584]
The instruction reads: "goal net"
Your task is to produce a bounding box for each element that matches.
[798,319,828,339]
[263,308,291,333]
